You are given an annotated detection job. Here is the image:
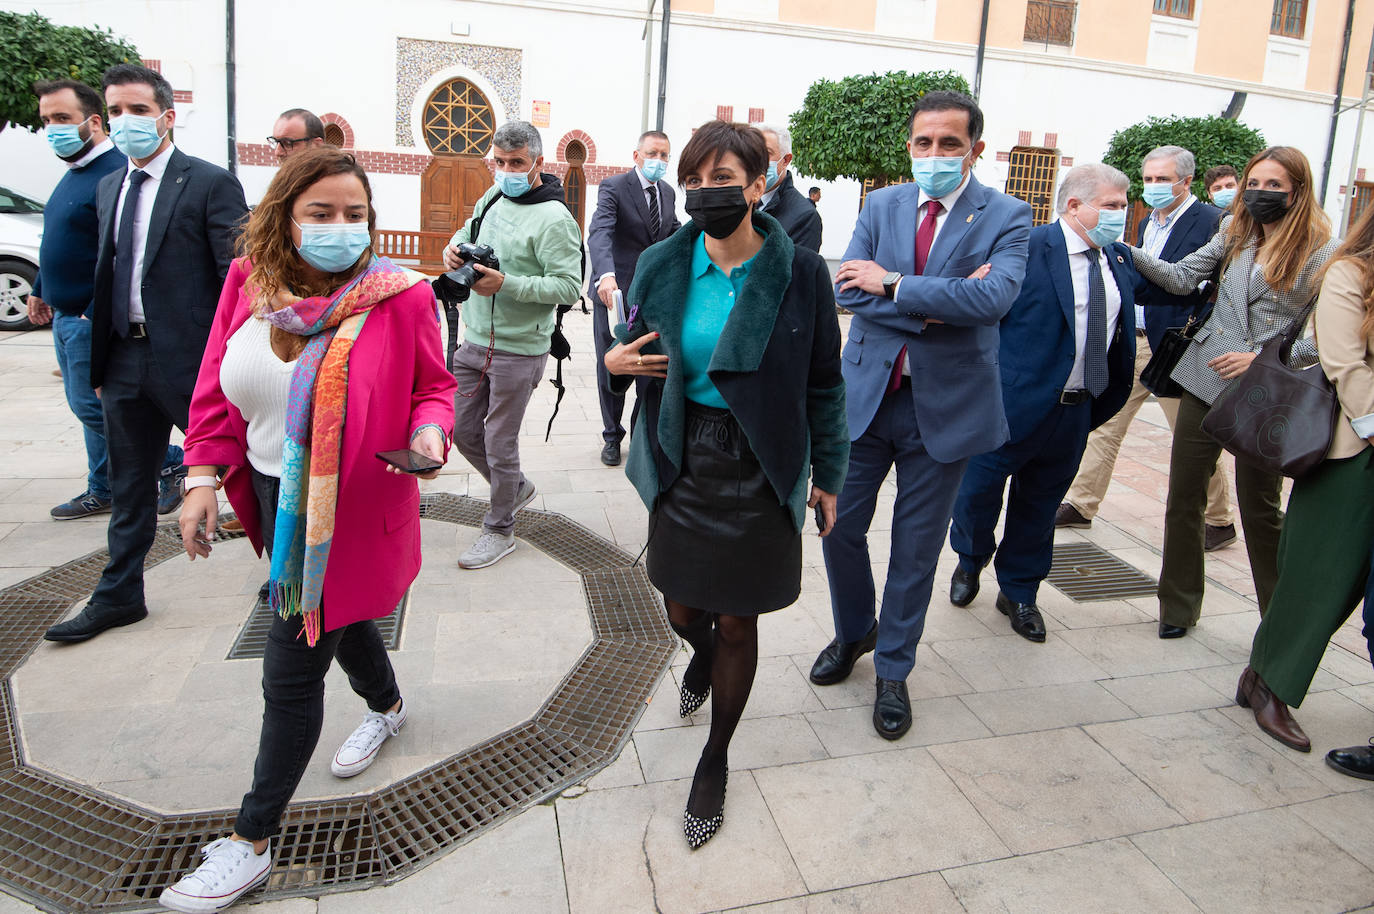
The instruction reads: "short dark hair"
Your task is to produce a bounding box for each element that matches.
[809,186,821,195]
[638,129,669,146]
[907,90,984,145]
[278,108,325,140]
[1204,164,1238,188]
[102,63,175,111]
[676,120,768,186]
[33,79,104,121]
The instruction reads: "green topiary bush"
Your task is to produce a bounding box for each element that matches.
[0,11,139,133]
[1103,115,1266,201]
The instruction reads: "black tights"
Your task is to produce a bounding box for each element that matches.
[668,600,758,817]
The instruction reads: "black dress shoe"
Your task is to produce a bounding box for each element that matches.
[1158,622,1188,639]
[44,602,148,643]
[873,677,912,740]
[600,441,621,467]
[809,622,878,685]
[950,566,981,607]
[1326,741,1374,781]
[995,592,1046,642]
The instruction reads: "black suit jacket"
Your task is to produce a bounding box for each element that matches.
[587,168,680,291]
[759,171,822,253]
[91,147,247,390]
[1134,198,1222,353]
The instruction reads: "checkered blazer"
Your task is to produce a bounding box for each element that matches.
[1132,216,1338,404]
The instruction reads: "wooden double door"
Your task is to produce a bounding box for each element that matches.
[419,78,497,265]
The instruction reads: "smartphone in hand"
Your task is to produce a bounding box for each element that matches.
[814,502,827,534]
[375,449,443,474]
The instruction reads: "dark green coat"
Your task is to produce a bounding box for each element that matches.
[614,212,848,530]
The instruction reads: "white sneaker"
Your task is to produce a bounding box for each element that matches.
[159,836,271,913]
[513,479,538,513]
[459,530,516,569]
[331,699,407,778]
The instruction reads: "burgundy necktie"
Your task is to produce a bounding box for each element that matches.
[889,199,944,393]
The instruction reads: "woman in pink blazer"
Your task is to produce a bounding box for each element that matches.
[160,149,455,914]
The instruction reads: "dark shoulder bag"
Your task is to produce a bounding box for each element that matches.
[1198,297,1337,478]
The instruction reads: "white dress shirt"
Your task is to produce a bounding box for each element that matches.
[113,143,175,324]
[1058,218,1122,391]
[602,166,661,284]
[1138,193,1196,330]
[67,137,115,170]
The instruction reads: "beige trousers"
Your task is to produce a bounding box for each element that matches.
[1064,332,1234,526]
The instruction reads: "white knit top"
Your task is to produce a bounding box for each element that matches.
[220,315,297,478]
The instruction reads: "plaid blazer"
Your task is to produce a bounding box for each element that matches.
[1133,216,1338,404]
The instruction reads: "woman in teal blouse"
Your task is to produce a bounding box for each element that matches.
[607,120,849,849]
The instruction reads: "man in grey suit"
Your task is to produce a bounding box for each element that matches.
[810,91,1032,740]
[587,130,680,466]
[45,63,247,643]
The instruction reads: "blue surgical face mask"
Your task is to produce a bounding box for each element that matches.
[110,112,169,160]
[494,163,536,198]
[765,160,780,190]
[910,154,967,198]
[45,117,92,158]
[294,220,372,273]
[1077,203,1126,248]
[1211,187,1237,209]
[640,158,668,183]
[1142,181,1181,209]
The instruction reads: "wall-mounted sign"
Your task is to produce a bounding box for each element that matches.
[531,100,551,127]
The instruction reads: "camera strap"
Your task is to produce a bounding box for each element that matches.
[444,191,506,370]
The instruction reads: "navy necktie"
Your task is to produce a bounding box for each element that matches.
[112,169,148,338]
[1083,249,1108,397]
[647,185,661,239]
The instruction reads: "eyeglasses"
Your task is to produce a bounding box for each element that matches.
[266,135,313,150]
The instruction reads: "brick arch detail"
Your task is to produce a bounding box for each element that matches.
[556,130,596,164]
[320,112,355,148]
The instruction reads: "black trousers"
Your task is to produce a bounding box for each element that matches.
[592,299,628,445]
[234,470,401,841]
[91,336,189,609]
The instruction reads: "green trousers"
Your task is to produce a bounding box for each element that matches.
[1250,447,1374,708]
[1158,392,1285,627]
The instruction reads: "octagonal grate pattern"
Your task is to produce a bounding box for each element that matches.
[0,494,673,911]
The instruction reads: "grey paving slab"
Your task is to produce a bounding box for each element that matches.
[1215,693,1374,794]
[1290,788,1374,870]
[929,728,1183,854]
[319,805,567,913]
[930,632,1109,692]
[958,680,1136,735]
[1055,621,1228,678]
[805,695,992,756]
[1085,709,1331,822]
[942,837,1200,914]
[753,749,1009,892]
[1131,807,1374,914]
[722,872,964,913]
[633,714,827,783]
[1100,669,1233,717]
[556,775,806,914]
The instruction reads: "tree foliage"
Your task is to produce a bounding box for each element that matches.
[789,70,972,184]
[1103,115,1266,202]
[0,11,139,133]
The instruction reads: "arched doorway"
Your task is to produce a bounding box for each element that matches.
[420,78,496,263]
[563,140,587,232]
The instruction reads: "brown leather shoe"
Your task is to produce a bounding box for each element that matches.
[1236,666,1310,752]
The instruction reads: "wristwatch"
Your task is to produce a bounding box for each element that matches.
[882,271,902,299]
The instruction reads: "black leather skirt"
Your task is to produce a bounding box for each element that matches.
[646,402,801,615]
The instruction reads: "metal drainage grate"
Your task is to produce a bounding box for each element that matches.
[0,498,673,911]
[1046,541,1159,601]
[227,593,408,661]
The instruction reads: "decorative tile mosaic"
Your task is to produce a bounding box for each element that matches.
[395,38,522,148]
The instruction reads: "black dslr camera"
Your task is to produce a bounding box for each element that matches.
[433,242,500,305]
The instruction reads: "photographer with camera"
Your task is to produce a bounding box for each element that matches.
[442,120,582,570]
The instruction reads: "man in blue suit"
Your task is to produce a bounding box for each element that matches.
[949,163,1139,641]
[1058,146,1234,549]
[587,130,681,467]
[811,91,1032,740]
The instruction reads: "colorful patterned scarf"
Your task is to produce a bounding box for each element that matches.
[254,257,426,646]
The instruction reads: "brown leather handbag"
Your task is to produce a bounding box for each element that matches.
[1199,299,1337,478]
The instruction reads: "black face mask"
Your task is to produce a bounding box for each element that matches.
[1242,188,1291,225]
[685,186,751,239]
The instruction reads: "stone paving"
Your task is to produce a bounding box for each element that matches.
[2,311,1374,913]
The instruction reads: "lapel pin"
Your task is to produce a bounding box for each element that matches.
[1116,254,1124,263]
[176,177,184,184]
[966,214,974,223]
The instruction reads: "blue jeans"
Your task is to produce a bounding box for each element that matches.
[51,313,182,499]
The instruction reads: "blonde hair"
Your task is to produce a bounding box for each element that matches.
[1222,146,1330,292]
